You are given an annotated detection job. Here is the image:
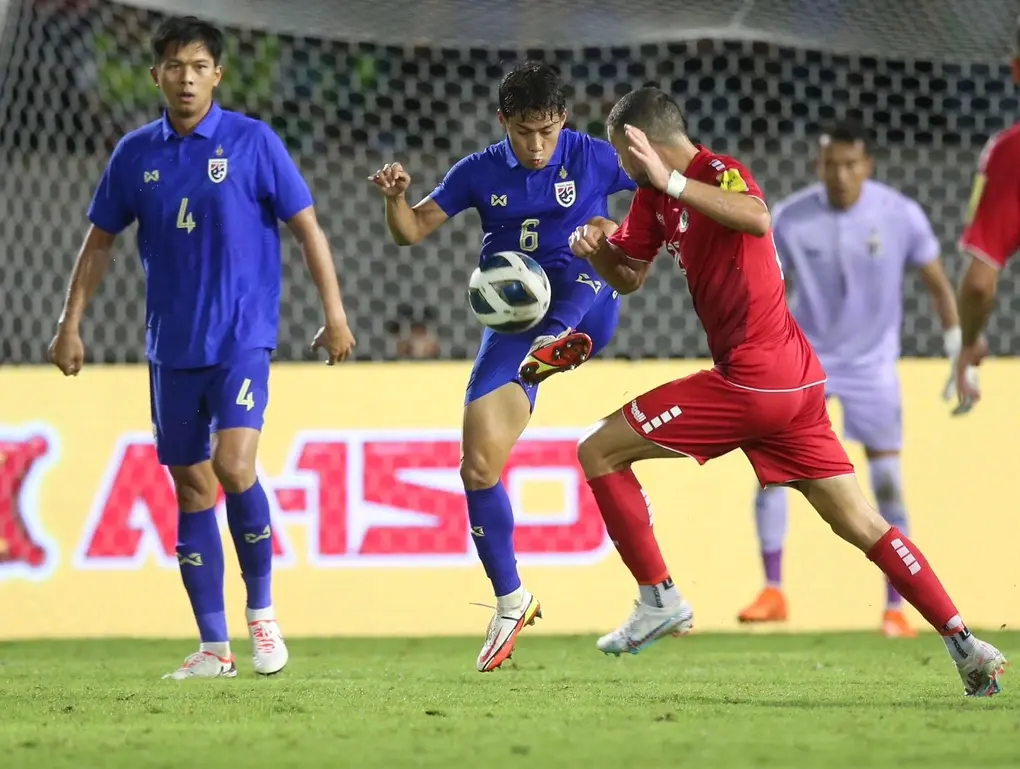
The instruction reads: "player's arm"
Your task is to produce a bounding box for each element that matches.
[369,156,477,246]
[56,225,116,334]
[624,125,770,237]
[570,191,661,294]
[670,175,771,237]
[957,134,1020,347]
[917,260,960,335]
[286,207,349,328]
[50,142,134,375]
[262,126,355,362]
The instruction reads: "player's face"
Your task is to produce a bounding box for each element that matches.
[499,111,567,169]
[608,126,651,187]
[818,140,873,209]
[150,42,223,119]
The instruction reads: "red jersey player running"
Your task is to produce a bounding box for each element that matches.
[569,87,1005,697]
[953,20,1020,413]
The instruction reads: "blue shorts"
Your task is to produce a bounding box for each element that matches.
[465,263,620,411]
[149,347,271,467]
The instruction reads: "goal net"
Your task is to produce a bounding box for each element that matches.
[1,0,1018,364]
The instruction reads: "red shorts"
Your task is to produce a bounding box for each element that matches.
[623,369,854,488]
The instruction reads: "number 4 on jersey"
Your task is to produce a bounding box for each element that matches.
[176,198,196,233]
[236,378,255,411]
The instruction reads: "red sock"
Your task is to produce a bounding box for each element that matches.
[587,468,669,585]
[866,527,959,632]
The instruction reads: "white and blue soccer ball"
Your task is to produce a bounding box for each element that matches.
[468,251,552,334]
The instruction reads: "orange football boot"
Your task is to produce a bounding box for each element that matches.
[882,609,917,638]
[737,586,788,623]
[518,329,593,385]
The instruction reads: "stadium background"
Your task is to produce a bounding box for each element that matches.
[0,0,1019,640]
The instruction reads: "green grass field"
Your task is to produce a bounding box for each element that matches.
[1,632,1016,769]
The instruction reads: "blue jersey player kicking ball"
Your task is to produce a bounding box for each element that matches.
[48,16,356,679]
[369,61,635,671]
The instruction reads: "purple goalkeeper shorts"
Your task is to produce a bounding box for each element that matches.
[148,347,271,467]
[825,367,902,452]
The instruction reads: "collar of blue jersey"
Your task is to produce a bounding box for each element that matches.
[160,102,223,141]
[500,131,565,169]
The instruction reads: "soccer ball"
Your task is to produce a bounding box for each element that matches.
[468,251,552,334]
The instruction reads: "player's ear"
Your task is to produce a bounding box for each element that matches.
[559,110,568,125]
[150,66,159,87]
[213,65,223,88]
[497,111,506,130]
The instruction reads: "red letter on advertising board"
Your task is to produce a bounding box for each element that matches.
[358,439,467,556]
[294,440,348,557]
[79,440,178,564]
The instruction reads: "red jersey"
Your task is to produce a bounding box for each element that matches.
[959,122,1020,268]
[608,147,826,391]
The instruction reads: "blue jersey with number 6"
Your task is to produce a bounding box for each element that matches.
[87,102,313,369]
[431,129,635,410]
[428,129,635,271]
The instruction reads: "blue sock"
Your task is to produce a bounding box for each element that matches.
[466,482,520,597]
[225,479,274,611]
[539,274,600,337]
[176,508,228,643]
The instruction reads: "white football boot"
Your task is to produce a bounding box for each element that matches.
[597,599,694,656]
[163,650,237,680]
[957,638,1007,696]
[476,589,542,672]
[248,615,289,676]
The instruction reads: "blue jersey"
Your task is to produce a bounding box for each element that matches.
[428,129,635,271]
[87,103,313,369]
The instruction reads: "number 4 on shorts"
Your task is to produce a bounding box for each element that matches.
[236,378,256,411]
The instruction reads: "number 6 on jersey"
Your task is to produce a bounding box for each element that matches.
[519,218,539,252]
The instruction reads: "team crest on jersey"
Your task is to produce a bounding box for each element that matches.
[208,157,228,184]
[554,180,576,208]
[679,209,690,233]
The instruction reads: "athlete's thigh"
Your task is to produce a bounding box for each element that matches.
[208,348,272,434]
[149,361,213,467]
[575,286,621,358]
[832,374,903,452]
[622,369,765,464]
[465,327,540,410]
[743,385,855,488]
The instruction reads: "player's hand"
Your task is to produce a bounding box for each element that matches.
[368,162,411,198]
[624,124,672,192]
[311,316,356,365]
[951,338,987,416]
[568,224,606,260]
[48,325,85,376]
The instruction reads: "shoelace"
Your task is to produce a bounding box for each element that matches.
[615,601,645,639]
[250,621,278,654]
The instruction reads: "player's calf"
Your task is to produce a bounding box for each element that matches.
[795,474,1007,695]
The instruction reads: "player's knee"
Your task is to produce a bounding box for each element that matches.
[170,466,218,511]
[459,451,501,491]
[211,450,256,494]
[576,428,615,479]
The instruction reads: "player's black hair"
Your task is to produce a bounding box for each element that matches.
[819,117,871,154]
[606,87,686,144]
[498,61,567,120]
[151,16,225,66]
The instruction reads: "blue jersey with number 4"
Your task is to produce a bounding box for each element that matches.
[87,103,314,369]
[428,129,635,271]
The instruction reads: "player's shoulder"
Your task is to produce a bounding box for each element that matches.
[110,118,164,163]
[217,108,278,141]
[771,183,825,224]
[979,122,1020,169]
[861,180,926,215]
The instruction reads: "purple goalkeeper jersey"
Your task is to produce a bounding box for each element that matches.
[774,180,940,374]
